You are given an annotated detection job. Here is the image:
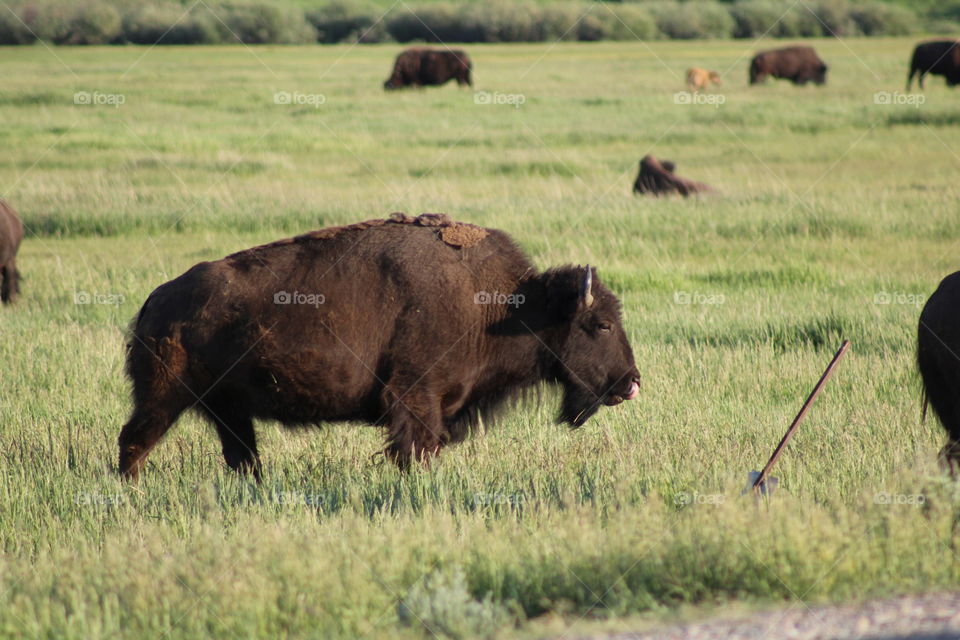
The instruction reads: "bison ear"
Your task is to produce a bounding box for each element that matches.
[579,266,594,309]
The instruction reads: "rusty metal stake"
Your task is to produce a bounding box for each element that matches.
[751,340,851,496]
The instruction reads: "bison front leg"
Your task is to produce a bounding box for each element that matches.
[381,385,447,469]
[0,260,18,304]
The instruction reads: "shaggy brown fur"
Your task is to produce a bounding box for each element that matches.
[118,214,641,480]
[749,46,827,85]
[383,48,472,89]
[918,271,960,475]
[907,40,960,90]
[632,155,712,197]
[0,200,23,304]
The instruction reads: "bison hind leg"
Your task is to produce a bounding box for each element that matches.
[939,440,960,478]
[199,395,262,481]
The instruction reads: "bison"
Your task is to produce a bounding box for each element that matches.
[686,67,721,92]
[118,213,641,480]
[0,199,23,304]
[384,48,472,90]
[633,155,712,197]
[918,271,960,474]
[749,46,827,86]
[907,40,960,90]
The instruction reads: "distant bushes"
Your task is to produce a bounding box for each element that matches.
[0,0,948,45]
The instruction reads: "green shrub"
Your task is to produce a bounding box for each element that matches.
[121,4,221,45]
[214,2,316,44]
[850,2,917,35]
[61,0,121,44]
[648,1,734,39]
[306,0,389,44]
[398,569,513,639]
[0,7,37,44]
[386,3,468,42]
[460,2,539,43]
[586,4,658,41]
[808,0,856,36]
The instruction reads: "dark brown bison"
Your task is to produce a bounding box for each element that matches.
[633,155,712,197]
[918,271,960,474]
[907,40,960,90]
[0,199,23,304]
[749,46,827,86]
[384,48,472,90]
[118,213,640,480]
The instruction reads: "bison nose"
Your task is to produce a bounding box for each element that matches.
[625,380,640,401]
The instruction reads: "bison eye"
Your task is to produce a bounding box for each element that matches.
[597,322,612,333]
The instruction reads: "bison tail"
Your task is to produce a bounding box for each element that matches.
[922,389,929,425]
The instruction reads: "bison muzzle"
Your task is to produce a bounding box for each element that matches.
[118,214,640,480]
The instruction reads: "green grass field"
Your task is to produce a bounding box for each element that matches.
[2,37,960,638]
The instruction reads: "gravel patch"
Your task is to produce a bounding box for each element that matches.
[578,592,960,640]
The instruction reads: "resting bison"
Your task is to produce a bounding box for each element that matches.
[633,155,712,197]
[118,213,640,480]
[907,40,960,90]
[918,271,960,474]
[686,67,721,92]
[384,48,472,90]
[749,46,827,86]
[0,199,23,304]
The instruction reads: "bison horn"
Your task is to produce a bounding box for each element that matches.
[580,266,594,308]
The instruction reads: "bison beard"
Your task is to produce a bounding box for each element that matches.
[118,214,640,480]
[918,271,960,475]
[633,155,712,197]
[384,48,472,89]
[0,199,23,305]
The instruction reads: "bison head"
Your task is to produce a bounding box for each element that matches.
[814,63,828,85]
[542,266,640,427]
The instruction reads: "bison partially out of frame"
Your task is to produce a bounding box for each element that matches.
[384,48,473,89]
[918,271,960,474]
[0,200,23,304]
[749,45,827,86]
[633,155,712,197]
[118,213,641,480]
[907,40,960,90]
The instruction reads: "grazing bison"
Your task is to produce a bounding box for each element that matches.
[749,46,827,86]
[686,67,721,92]
[118,213,640,480]
[918,271,960,474]
[0,200,23,304]
[907,40,960,90]
[633,155,712,197]
[384,48,472,90]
